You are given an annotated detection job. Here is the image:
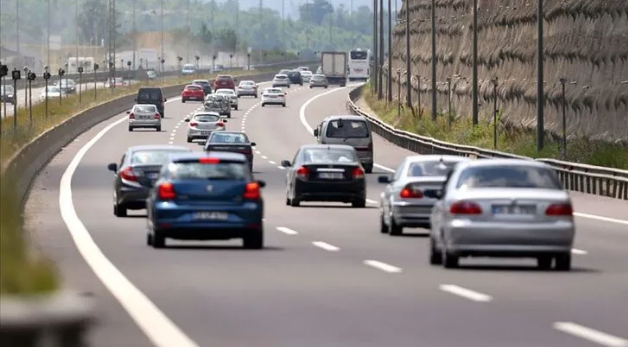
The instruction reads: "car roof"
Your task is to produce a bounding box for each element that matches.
[324,115,368,122]
[193,79,208,82]
[133,103,157,108]
[169,151,247,162]
[216,88,234,92]
[275,74,288,77]
[458,158,544,169]
[239,80,255,83]
[138,87,161,91]
[193,111,220,116]
[300,144,356,151]
[129,145,189,152]
[404,155,470,163]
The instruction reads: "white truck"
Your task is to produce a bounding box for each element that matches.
[320,51,347,86]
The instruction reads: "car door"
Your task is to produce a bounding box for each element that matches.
[431,169,454,239]
[382,161,406,221]
[287,149,302,196]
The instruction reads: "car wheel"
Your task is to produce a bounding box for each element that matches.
[325,86,328,89]
[234,105,238,110]
[114,203,127,217]
[282,103,286,107]
[261,103,265,107]
[442,251,459,268]
[554,253,571,271]
[537,256,553,270]
[156,126,161,132]
[363,164,373,174]
[227,114,231,118]
[379,213,388,233]
[182,99,186,103]
[243,229,264,249]
[187,136,192,143]
[309,86,312,89]
[152,231,166,249]
[429,238,443,265]
[388,218,403,236]
[146,233,153,246]
[290,196,301,207]
[352,199,366,208]
[128,126,133,132]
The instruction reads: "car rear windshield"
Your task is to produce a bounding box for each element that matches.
[455,165,563,190]
[351,51,368,60]
[186,85,202,90]
[266,89,282,94]
[217,75,233,80]
[194,81,209,85]
[209,133,249,143]
[303,148,358,164]
[130,150,187,165]
[275,75,287,79]
[240,81,254,85]
[194,114,220,122]
[137,89,162,101]
[325,120,369,138]
[407,160,461,177]
[217,90,233,94]
[169,162,248,180]
[133,105,156,113]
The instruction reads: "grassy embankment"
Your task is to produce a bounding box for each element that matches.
[0,69,273,295]
[362,84,628,170]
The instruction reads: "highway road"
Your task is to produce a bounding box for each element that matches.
[25,80,628,347]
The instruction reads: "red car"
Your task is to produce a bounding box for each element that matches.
[213,75,236,90]
[181,84,205,102]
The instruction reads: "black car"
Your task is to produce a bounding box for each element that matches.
[204,131,256,170]
[136,87,167,118]
[1,85,15,104]
[107,145,191,217]
[193,79,212,95]
[281,144,366,207]
[287,70,303,85]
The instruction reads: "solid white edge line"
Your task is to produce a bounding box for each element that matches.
[439,284,493,302]
[366,198,378,205]
[312,241,340,252]
[268,160,276,165]
[571,248,588,255]
[261,155,268,159]
[573,212,628,226]
[363,260,402,273]
[59,97,199,347]
[276,227,298,235]
[553,322,628,347]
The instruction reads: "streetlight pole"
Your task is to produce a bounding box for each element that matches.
[372,0,378,94]
[186,0,190,63]
[160,0,165,71]
[559,77,566,158]
[47,0,51,69]
[378,0,384,99]
[16,0,20,56]
[430,0,437,121]
[492,77,499,149]
[536,0,545,151]
[447,77,452,128]
[132,0,136,70]
[397,69,402,117]
[387,0,392,102]
[76,0,80,73]
[471,0,479,125]
[405,3,411,107]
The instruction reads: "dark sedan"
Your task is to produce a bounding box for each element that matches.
[193,79,212,95]
[204,131,256,171]
[281,144,366,207]
[107,145,191,217]
[287,70,303,85]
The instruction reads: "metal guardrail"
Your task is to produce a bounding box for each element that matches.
[346,85,628,200]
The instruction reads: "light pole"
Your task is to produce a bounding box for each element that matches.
[75,0,80,73]
[47,0,51,69]
[536,0,545,152]
[405,4,411,108]
[160,0,164,71]
[93,63,99,100]
[177,56,183,75]
[11,68,21,129]
[229,54,234,70]
[378,0,384,100]
[78,66,83,102]
[372,0,378,93]
[247,53,251,70]
[414,75,422,118]
[559,77,567,158]
[430,0,437,121]
[43,66,51,118]
[396,69,402,117]
[57,68,65,103]
[27,70,36,124]
[387,0,393,102]
[132,0,136,70]
[212,55,216,73]
[447,77,452,128]
[492,77,499,149]
[186,0,190,63]
[471,0,479,125]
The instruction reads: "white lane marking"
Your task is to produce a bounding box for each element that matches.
[573,212,628,226]
[298,86,349,134]
[268,160,276,165]
[572,248,588,255]
[255,150,261,154]
[553,322,628,347]
[439,284,493,302]
[366,198,378,205]
[363,260,402,273]
[277,166,285,170]
[276,227,298,235]
[261,155,268,159]
[59,97,199,347]
[312,241,340,252]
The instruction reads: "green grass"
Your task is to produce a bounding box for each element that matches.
[362,84,628,170]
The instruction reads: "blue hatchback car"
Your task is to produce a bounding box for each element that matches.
[146,152,266,249]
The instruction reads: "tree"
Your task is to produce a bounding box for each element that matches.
[77,0,108,45]
[299,0,334,26]
[215,29,236,52]
[196,22,213,45]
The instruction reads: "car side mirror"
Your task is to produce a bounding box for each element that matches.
[184,118,190,122]
[281,160,291,167]
[377,175,391,184]
[222,119,228,123]
[164,98,167,102]
[313,129,319,137]
[256,180,266,188]
[126,111,130,114]
[250,142,256,146]
[107,163,118,172]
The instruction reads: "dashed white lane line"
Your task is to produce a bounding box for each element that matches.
[276,227,298,235]
[261,155,268,159]
[439,284,493,302]
[277,166,285,170]
[366,198,378,205]
[572,248,588,255]
[363,260,403,273]
[553,322,628,347]
[312,241,340,252]
[268,160,276,165]
[255,150,261,154]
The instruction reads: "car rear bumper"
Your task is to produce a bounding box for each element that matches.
[392,202,435,227]
[182,95,204,100]
[262,98,285,104]
[129,120,160,127]
[295,180,365,202]
[272,82,290,87]
[118,187,150,208]
[237,90,257,96]
[188,128,220,138]
[310,82,328,87]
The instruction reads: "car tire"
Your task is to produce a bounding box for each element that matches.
[254,94,258,98]
[243,229,264,249]
[537,256,553,270]
[234,105,238,110]
[156,126,161,132]
[388,218,403,236]
[309,86,312,89]
[261,103,265,107]
[430,239,443,265]
[442,251,459,268]
[152,231,166,248]
[554,253,571,271]
[290,196,300,207]
[363,164,373,174]
[325,86,328,89]
[282,103,286,107]
[187,136,192,143]
[182,99,186,103]
[285,197,291,206]
[128,126,133,132]
[379,213,388,233]
[113,203,127,217]
[352,199,366,208]
[146,233,153,246]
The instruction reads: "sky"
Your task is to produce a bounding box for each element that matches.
[204,0,386,19]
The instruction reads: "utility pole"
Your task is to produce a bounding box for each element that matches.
[132,0,136,70]
[378,0,384,99]
[329,12,333,47]
[16,0,20,56]
[536,0,545,151]
[372,0,378,93]
[186,0,190,63]
[235,0,239,66]
[211,0,215,55]
[76,0,80,72]
[430,0,437,121]
[350,0,354,47]
[305,0,310,51]
[282,0,285,51]
[471,0,479,125]
[405,0,411,107]
[387,0,392,102]
[108,0,116,83]
[160,0,164,70]
[259,0,263,61]
[47,0,51,68]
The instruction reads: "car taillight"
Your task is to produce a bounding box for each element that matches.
[189,122,198,127]
[199,157,221,164]
[120,166,137,181]
[216,122,224,127]
[352,167,365,179]
[400,187,423,198]
[243,182,260,200]
[158,182,176,200]
[296,166,309,179]
[450,201,483,215]
[154,113,160,119]
[128,112,135,119]
[545,203,573,216]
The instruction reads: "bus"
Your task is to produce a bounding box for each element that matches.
[347,48,371,81]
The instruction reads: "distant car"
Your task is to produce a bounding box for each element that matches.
[261,88,286,107]
[181,63,196,75]
[127,104,162,132]
[192,79,212,95]
[316,66,322,74]
[215,89,238,110]
[300,70,313,83]
[57,79,77,93]
[281,144,366,208]
[314,115,374,173]
[38,86,66,101]
[145,152,266,249]
[214,75,236,90]
[287,70,303,85]
[297,66,310,71]
[146,70,158,80]
[181,84,205,102]
[272,74,290,88]
[204,131,256,171]
[429,159,576,270]
[105,77,125,88]
[186,111,227,143]
[204,94,231,117]
[107,145,191,217]
[309,74,328,88]
[135,87,166,118]
[1,85,15,104]
[236,80,258,98]
[378,155,470,235]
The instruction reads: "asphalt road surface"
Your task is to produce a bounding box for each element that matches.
[25,81,628,347]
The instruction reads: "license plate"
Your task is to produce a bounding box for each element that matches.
[147,173,159,179]
[318,172,344,179]
[140,115,151,119]
[201,131,210,136]
[492,205,536,215]
[193,211,228,220]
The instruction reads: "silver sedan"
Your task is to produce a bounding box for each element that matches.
[185,112,227,142]
[378,155,469,235]
[127,104,162,132]
[429,158,575,271]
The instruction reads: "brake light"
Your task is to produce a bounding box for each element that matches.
[120,167,137,181]
[400,187,423,198]
[189,122,198,127]
[154,113,160,119]
[199,157,220,164]
[243,182,261,200]
[158,182,176,200]
[545,203,573,216]
[296,166,309,179]
[450,201,482,215]
[128,112,135,119]
[352,167,365,179]
[216,122,225,127]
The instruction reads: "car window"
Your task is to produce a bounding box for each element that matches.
[137,89,162,101]
[217,76,233,80]
[194,114,220,122]
[186,85,202,90]
[302,148,358,164]
[1,85,14,93]
[133,105,157,113]
[407,160,461,177]
[217,90,233,94]
[455,165,563,190]
[130,150,187,165]
[393,161,405,181]
[325,120,369,138]
[168,162,248,180]
[266,89,282,94]
[209,133,249,143]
